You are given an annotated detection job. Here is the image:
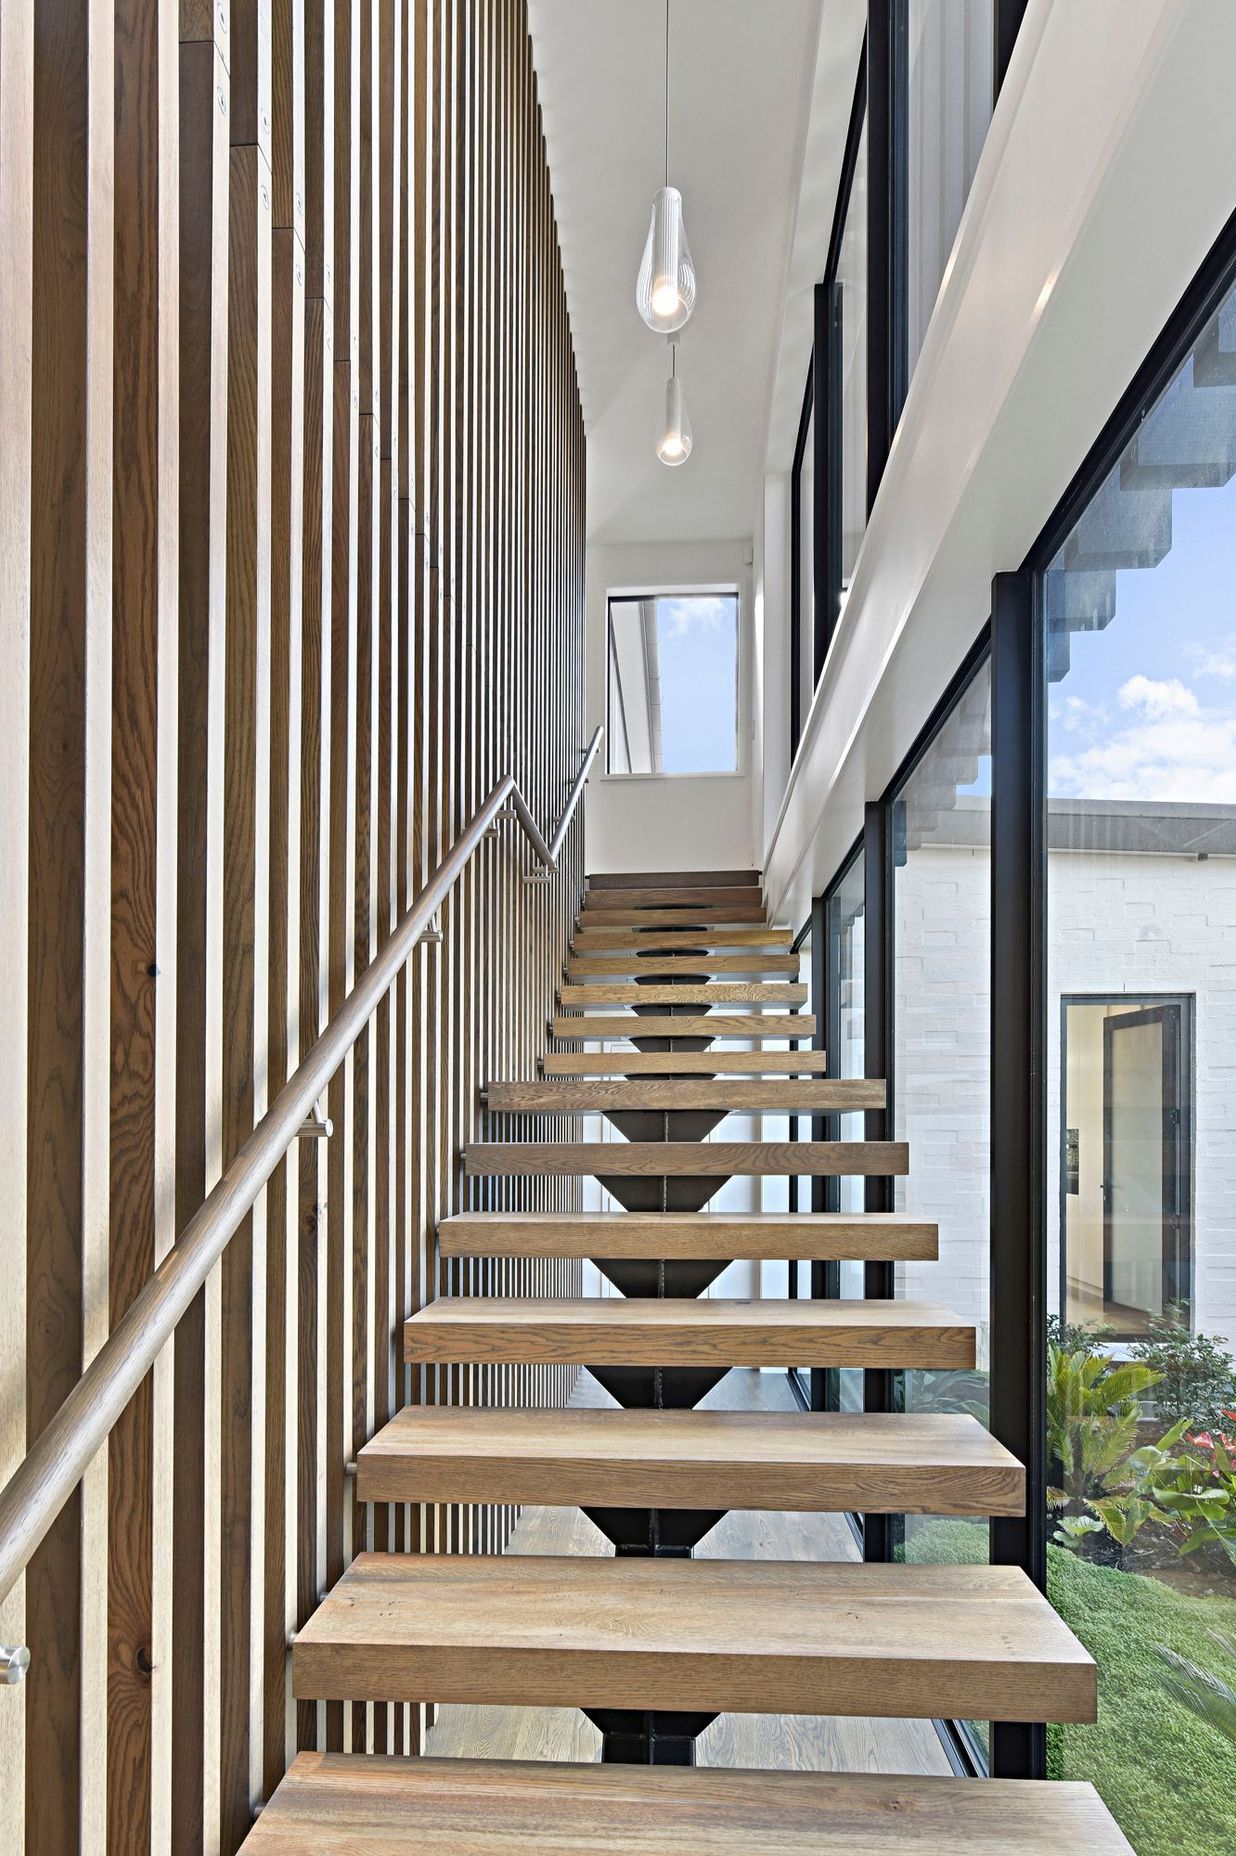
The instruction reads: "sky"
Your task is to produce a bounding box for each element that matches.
[652,593,739,774]
[1047,458,1236,804]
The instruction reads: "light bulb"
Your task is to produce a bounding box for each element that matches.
[656,369,692,467]
[636,187,696,334]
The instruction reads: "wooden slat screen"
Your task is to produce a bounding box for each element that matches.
[0,0,585,1845]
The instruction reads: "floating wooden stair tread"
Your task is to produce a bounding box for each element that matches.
[574,925,793,948]
[438,1209,937,1260]
[589,865,761,887]
[579,885,765,909]
[542,1050,833,1074]
[550,1013,814,1039]
[403,1297,975,1369]
[241,1755,1134,1855]
[580,907,770,927]
[567,953,801,977]
[559,983,808,1006]
[356,1407,1024,1516]
[291,1554,1095,1722]
[463,1140,908,1177]
[485,1079,884,1112]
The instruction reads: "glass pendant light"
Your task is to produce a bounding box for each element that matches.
[656,340,692,467]
[636,0,696,334]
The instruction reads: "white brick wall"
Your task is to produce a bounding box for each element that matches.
[893,841,1236,1352]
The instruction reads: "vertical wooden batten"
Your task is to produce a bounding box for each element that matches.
[3,3,585,1846]
[108,0,180,1841]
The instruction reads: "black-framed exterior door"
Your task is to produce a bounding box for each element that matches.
[1101,1002,1191,1332]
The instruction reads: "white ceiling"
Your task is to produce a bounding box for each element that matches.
[527,0,824,545]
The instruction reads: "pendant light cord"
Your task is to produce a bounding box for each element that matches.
[664,0,670,188]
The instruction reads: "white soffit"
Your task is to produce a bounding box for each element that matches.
[527,0,823,544]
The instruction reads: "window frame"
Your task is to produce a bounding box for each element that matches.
[603,585,743,782]
[1057,990,1195,1342]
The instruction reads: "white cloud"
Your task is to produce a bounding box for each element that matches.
[1050,711,1236,802]
[1186,639,1236,681]
[1117,674,1200,719]
[660,595,734,640]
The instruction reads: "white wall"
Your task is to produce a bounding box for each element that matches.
[585,540,758,877]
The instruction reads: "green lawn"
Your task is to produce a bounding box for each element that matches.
[903,1520,1236,1854]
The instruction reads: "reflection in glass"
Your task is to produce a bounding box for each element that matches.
[892,656,992,1765]
[797,403,815,736]
[606,593,738,775]
[1043,275,1236,1853]
[906,0,993,378]
[827,849,866,1414]
[837,114,868,614]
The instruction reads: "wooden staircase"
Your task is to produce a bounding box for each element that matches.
[244,867,1131,1852]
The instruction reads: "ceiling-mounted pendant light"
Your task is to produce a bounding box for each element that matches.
[656,338,693,467]
[636,0,696,334]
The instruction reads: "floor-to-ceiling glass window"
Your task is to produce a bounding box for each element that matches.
[837,111,868,615]
[1040,269,1236,1856]
[905,0,993,381]
[825,846,867,1415]
[890,653,992,1768]
[787,913,817,1407]
[793,397,816,748]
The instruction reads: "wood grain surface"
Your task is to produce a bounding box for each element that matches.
[437,1210,937,1261]
[463,1141,910,1178]
[403,1298,976,1370]
[291,1553,1095,1722]
[541,1050,833,1075]
[485,1080,886,1113]
[549,1014,816,1039]
[241,1755,1134,1854]
[356,1407,1025,1516]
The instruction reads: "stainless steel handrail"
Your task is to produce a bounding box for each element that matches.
[0,725,602,1675]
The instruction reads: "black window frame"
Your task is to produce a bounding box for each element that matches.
[790,1,1032,761]
[996,198,1236,1785]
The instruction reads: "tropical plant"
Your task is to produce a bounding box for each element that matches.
[1131,1304,1236,1432]
[1046,1341,1163,1506]
[1156,1631,1236,1747]
[1166,1435,1236,1565]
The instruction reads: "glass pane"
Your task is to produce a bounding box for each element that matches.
[798,403,815,732]
[827,849,866,1414]
[906,0,993,378]
[892,656,991,1761]
[1044,274,1236,1854]
[606,592,739,775]
[838,114,868,614]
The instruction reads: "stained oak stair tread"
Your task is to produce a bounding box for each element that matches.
[291,1554,1095,1721]
[588,865,761,886]
[578,885,767,908]
[356,1407,1024,1515]
[573,925,793,948]
[542,1050,833,1074]
[403,1296,976,1369]
[485,1079,884,1112]
[550,1013,815,1039]
[578,907,770,927]
[559,983,808,1005]
[566,954,801,977]
[241,1756,1133,1855]
[463,1140,909,1177]
[438,1209,937,1260]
